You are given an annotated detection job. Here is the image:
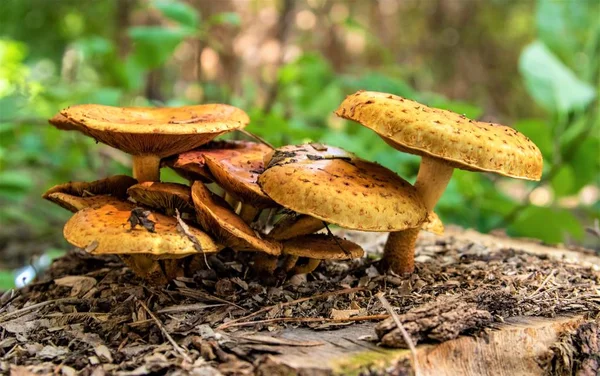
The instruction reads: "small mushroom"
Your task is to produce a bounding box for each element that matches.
[59,104,249,182]
[63,199,219,284]
[127,182,194,217]
[281,234,364,275]
[166,140,275,222]
[422,211,444,235]
[43,175,138,212]
[191,181,281,256]
[336,90,543,274]
[257,143,426,273]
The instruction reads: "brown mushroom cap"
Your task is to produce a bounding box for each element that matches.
[49,113,84,132]
[43,175,137,199]
[127,182,194,216]
[258,144,427,232]
[335,91,543,180]
[422,211,444,235]
[45,193,125,213]
[282,234,363,260]
[60,104,249,158]
[166,141,275,207]
[64,199,219,259]
[191,181,281,255]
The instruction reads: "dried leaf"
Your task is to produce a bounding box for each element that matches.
[55,276,97,296]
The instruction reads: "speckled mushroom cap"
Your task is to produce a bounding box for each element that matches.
[64,199,219,259]
[422,211,444,235]
[335,91,543,180]
[191,181,281,255]
[45,193,125,213]
[282,234,364,260]
[258,144,427,232]
[127,182,194,215]
[49,113,84,132]
[166,141,275,207]
[43,175,138,212]
[60,104,250,157]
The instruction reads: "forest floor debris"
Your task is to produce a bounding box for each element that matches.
[1,228,598,375]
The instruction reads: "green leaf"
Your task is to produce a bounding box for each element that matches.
[508,206,584,243]
[513,119,554,160]
[519,41,596,114]
[210,12,241,27]
[0,170,33,199]
[550,165,575,197]
[568,137,600,192]
[128,26,191,69]
[153,0,200,29]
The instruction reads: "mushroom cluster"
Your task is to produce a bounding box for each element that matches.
[45,93,542,283]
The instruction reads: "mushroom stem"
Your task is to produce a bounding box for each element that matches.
[269,215,326,240]
[133,155,161,182]
[381,228,420,275]
[290,259,321,275]
[414,156,454,211]
[253,254,279,275]
[381,156,453,275]
[239,204,260,224]
[120,255,168,285]
[282,255,300,272]
[223,192,239,210]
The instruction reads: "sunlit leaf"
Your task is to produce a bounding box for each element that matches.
[519,41,596,114]
[210,12,241,27]
[153,0,200,29]
[509,206,584,243]
[550,165,575,197]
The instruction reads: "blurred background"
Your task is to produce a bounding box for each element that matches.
[0,0,598,288]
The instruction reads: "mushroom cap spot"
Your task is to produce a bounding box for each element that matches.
[43,175,137,200]
[127,182,194,214]
[45,193,126,213]
[258,144,427,232]
[60,104,250,157]
[63,199,219,258]
[282,234,364,259]
[335,91,543,181]
[191,181,281,255]
[422,211,444,235]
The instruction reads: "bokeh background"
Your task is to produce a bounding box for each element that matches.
[0,0,598,287]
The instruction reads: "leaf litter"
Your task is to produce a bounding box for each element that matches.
[0,229,598,375]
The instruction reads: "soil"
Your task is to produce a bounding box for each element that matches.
[1,228,598,375]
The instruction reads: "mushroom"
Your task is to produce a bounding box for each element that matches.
[165,140,275,222]
[190,181,281,256]
[422,212,444,235]
[335,90,543,274]
[257,143,427,273]
[63,199,219,284]
[48,113,85,133]
[127,182,194,218]
[59,104,249,182]
[43,175,138,212]
[281,234,364,275]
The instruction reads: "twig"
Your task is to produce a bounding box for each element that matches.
[528,269,557,299]
[236,129,274,149]
[217,287,365,330]
[175,209,210,270]
[135,297,192,363]
[157,303,225,314]
[0,298,81,323]
[322,221,351,256]
[377,293,420,376]
[176,287,246,311]
[220,314,389,330]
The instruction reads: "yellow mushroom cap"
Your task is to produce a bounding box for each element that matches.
[127,182,194,215]
[45,193,125,213]
[282,234,364,260]
[64,199,219,258]
[422,211,444,235]
[43,175,138,212]
[335,91,543,181]
[48,113,85,133]
[258,144,427,232]
[60,104,249,157]
[191,181,281,255]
